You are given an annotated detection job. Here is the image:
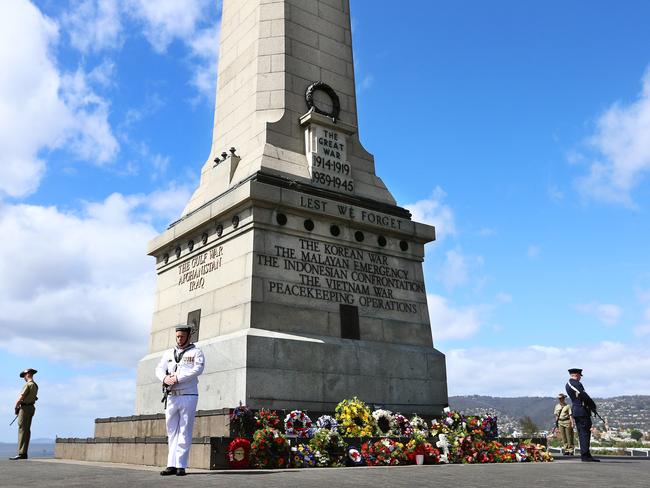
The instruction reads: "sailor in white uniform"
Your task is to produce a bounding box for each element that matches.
[155,325,205,476]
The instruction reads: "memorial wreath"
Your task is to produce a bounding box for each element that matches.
[309,428,348,467]
[361,438,407,466]
[250,428,290,469]
[226,437,251,469]
[292,443,317,468]
[284,410,315,438]
[372,409,396,436]
[335,397,375,437]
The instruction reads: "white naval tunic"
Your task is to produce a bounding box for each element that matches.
[155,344,205,468]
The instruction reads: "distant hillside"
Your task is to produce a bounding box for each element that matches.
[449,395,650,433]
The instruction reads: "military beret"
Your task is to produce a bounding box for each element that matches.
[557,393,567,399]
[175,325,192,333]
[568,368,583,375]
[19,368,37,378]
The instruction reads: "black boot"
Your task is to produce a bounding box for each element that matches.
[176,468,187,476]
[160,467,177,475]
[9,454,27,460]
[581,456,600,462]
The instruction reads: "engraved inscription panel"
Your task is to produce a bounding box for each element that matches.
[176,246,224,292]
[256,234,426,315]
[306,125,354,193]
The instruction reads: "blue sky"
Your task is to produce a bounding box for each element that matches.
[1,0,650,442]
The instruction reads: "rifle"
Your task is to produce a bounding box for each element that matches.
[161,382,171,409]
[9,415,18,426]
[592,410,607,426]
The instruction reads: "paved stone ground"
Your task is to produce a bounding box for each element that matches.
[2,457,649,488]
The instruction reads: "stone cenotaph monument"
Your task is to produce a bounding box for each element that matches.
[56,0,448,468]
[136,0,448,415]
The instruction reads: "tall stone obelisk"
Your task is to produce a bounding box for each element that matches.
[135,0,448,415]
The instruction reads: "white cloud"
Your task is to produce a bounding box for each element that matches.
[574,302,622,327]
[0,0,64,197]
[88,59,117,88]
[0,0,118,199]
[60,67,119,164]
[61,0,219,99]
[446,341,650,397]
[428,293,486,342]
[62,0,123,53]
[439,249,469,289]
[186,25,220,100]
[634,306,650,337]
[0,187,188,366]
[125,0,211,53]
[576,67,650,206]
[438,248,484,290]
[405,187,456,241]
[145,184,193,222]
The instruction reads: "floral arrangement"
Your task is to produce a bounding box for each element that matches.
[229,404,256,438]
[480,415,498,440]
[291,443,317,468]
[229,402,552,470]
[430,410,498,442]
[516,441,553,462]
[410,415,428,435]
[335,397,375,437]
[226,437,251,469]
[316,414,338,432]
[250,428,290,469]
[284,410,315,438]
[309,428,348,467]
[451,434,480,463]
[255,408,281,430]
[405,432,439,464]
[372,409,396,436]
[447,439,552,464]
[361,438,407,466]
[393,413,413,437]
[431,408,465,436]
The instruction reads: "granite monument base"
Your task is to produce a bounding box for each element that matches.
[136,328,447,415]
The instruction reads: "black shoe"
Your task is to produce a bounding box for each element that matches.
[582,457,600,462]
[9,455,27,460]
[160,467,177,476]
[176,468,186,476]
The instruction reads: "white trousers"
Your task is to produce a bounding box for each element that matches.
[165,395,198,468]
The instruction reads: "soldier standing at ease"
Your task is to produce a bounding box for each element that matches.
[155,325,205,476]
[10,368,39,460]
[565,368,600,462]
[554,393,574,455]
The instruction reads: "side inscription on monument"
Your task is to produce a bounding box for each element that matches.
[177,245,224,292]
